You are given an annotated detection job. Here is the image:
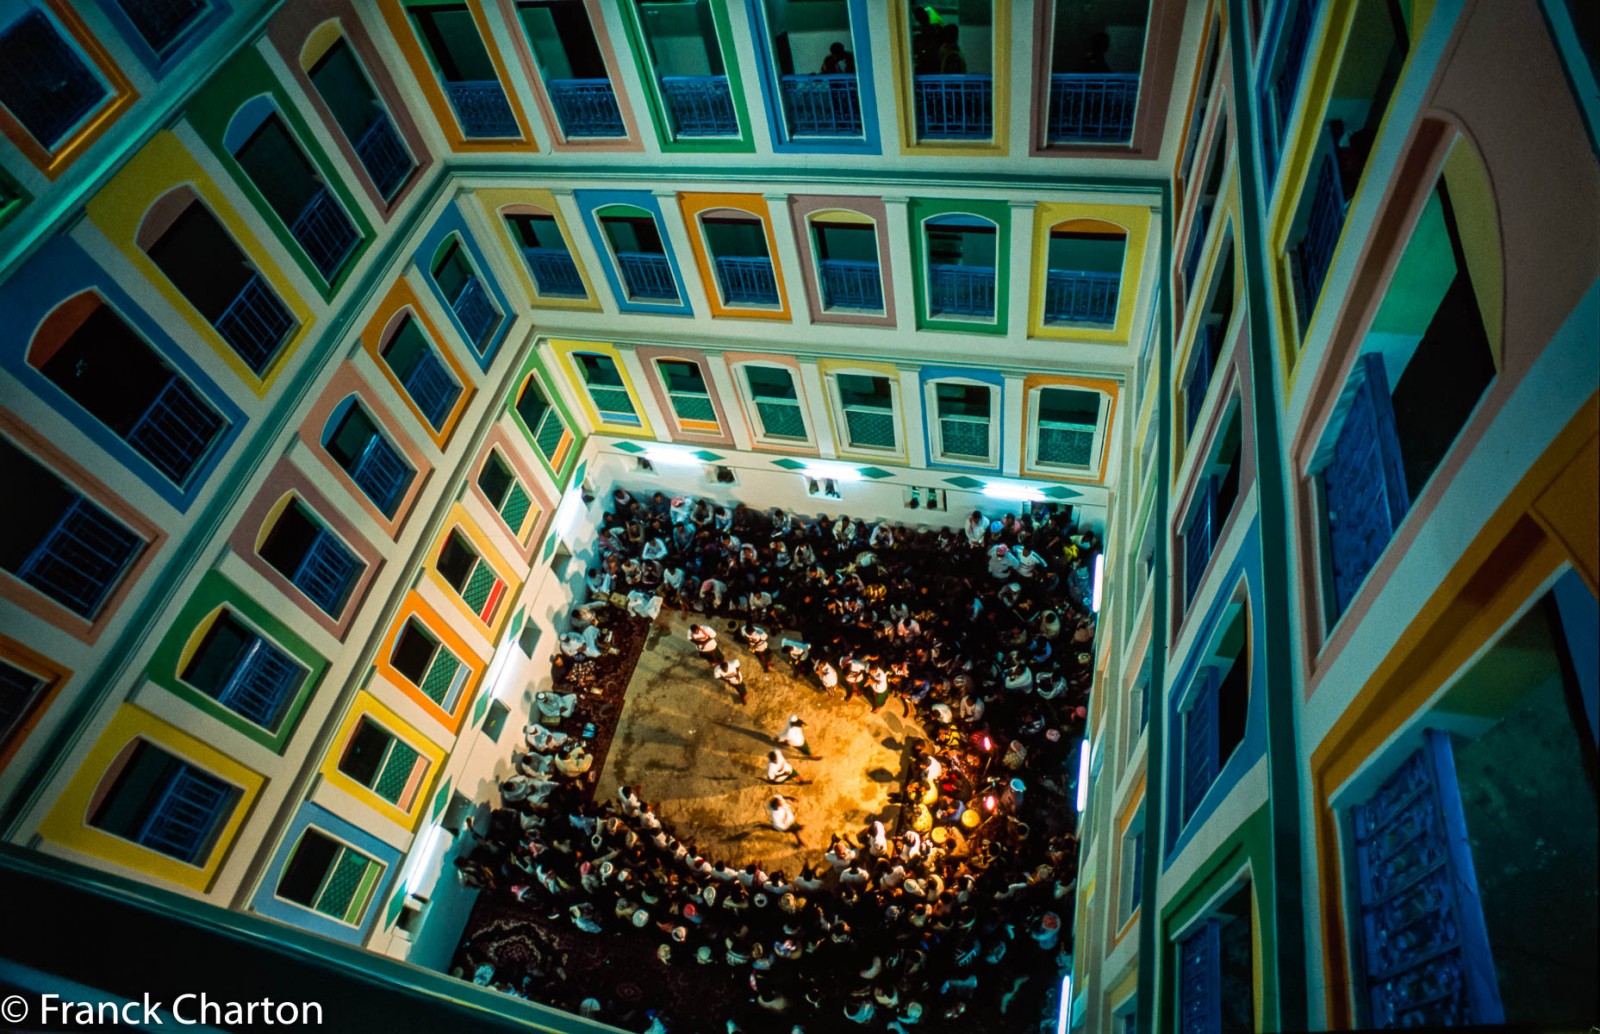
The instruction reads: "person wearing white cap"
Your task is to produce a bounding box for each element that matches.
[778,714,812,757]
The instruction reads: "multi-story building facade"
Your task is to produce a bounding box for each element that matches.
[0,1,1593,1031]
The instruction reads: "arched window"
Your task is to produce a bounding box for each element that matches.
[378,313,461,432]
[1043,219,1126,326]
[87,739,240,865]
[926,378,996,465]
[598,205,678,301]
[1175,594,1250,826]
[179,608,307,731]
[514,374,567,464]
[429,235,502,354]
[573,352,638,424]
[321,397,414,517]
[699,209,777,306]
[257,497,364,617]
[739,363,808,443]
[827,370,898,452]
[504,206,584,298]
[303,30,414,199]
[1028,384,1111,476]
[810,210,882,311]
[924,214,997,320]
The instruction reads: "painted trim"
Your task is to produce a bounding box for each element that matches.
[249,801,401,944]
[573,188,695,317]
[318,690,445,831]
[742,0,882,155]
[676,192,793,321]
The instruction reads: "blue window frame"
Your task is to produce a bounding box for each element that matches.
[322,401,414,517]
[0,659,49,751]
[1180,667,1219,823]
[258,501,363,617]
[431,239,502,354]
[380,315,462,432]
[180,610,305,730]
[88,741,238,864]
[0,437,143,620]
[1349,730,1504,1026]
[0,8,108,150]
[599,210,679,302]
[276,827,386,925]
[307,39,414,201]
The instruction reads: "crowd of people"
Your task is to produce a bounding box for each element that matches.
[457,488,1102,1032]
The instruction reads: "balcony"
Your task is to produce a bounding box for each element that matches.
[668,391,716,422]
[290,529,360,615]
[586,385,636,418]
[449,276,500,351]
[1047,74,1139,143]
[913,75,993,139]
[658,75,737,136]
[348,435,411,515]
[713,255,779,306]
[779,74,862,136]
[126,375,223,486]
[1289,146,1347,329]
[1037,419,1096,467]
[819,259,882,311]
[1184,323,1219,441]
[1184,479,1217,609]
[403,349,459,430]
[754,398,806,439]
[1043,270,1120,325]
[939,414,990,460]
[17,497,142,618]
[140,767,232,862]
[843,406,896,450]
[442,80,519,138]
[546,78,624,137]
[354,114,412,199]
[214,273,294,374]
[1271,0,1317,137]
[214,639,301,728]
[522,247,585,297]
[289,186,359,281]
[928,264,996,318]
[615,251,679,301]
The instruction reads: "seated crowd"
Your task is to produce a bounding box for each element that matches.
[458,490,1101,1032]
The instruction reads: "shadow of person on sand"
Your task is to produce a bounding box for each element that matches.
[711,720,776,746]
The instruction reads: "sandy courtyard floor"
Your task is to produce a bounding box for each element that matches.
[596,612,923,876]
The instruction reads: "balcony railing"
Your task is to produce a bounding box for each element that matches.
[939,413,990,459]
[819,259,882,310]
[214,273,294,374]
[1290,145,1347,330]
[16,497,142,618]
[615,251,679,301]
[913,75,993,139]
[928,264,996,318]
[1044,270,1120,325]
[348,434,411,515]
[354,114,412,199]
[546,78,624,137]
[843,406,896,450]
[138,766,231,862]
[290,528,361,615]
[126,375,223,486]
[531,407,566,461]
[443,79,519,139]
[1037,419,1096,467]
[1047,73,1139,143]
[1271,0,1317,137]
[713,255,778,306]
[450,276,500,351]
[403,349,459,430]
[754,398,806,439]
[1184,323,1219,441]
[659,75,738,136]
[1183,204,1212,288]
[523,247,585,297]
[289,186,359,281]
[214,639,302,728]
[779,74,862,136]
[1184,479,1217,609]
[586,385,636,418]
[668,391,716,423]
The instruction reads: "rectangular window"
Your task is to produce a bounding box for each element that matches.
[381,315,462,431]
[514,0,623,137]
[115,0,208,58]
[744,366,806,441]
[324,404,413,517]
[0,437,144,619]
[764,0,863,138]
[88,741,238,864]
[338,717,425,807]
[1046,0,1143,144]
[431,241,502,353]
[0,9,108,150]
[391,617,469,709]
[1034,387,1103,470]
[308,39,413,200]
[506,214,584,297]
[634,0,738,138]
[1043,230,1124,326]
[835,373,896,450]
[276,827,384,926]
[908,0,994,140]
[0,658,50,753]
[814,222,882,311]
[575,353,637,421]
[408,2,519,138]
[657,359,717,426]
[932,382,992,462]
[437,530,505,622]
[514,378,567,464]
[1180,608,1248,824]
[1183,408,1242,609]
[180,611,305,730]
[1176,886,1254,1033]
[257,501,363,617]
[477,451,534,535]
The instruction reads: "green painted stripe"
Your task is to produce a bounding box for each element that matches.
[343,857,383,926]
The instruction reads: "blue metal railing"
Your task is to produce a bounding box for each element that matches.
[1184,324,1218,441]
[137,765,231,863]
[1324,355,1409,618]
[1183,204,1211,288]
[290,528,361,615]
[713,255,778,305]
[779,74,862,136]
[289,186,359,281]
[1272,0,1316,137]
[928,264,996,318]
[15,497,142,618]
[1184,478,1217,609]
[546,77,624,137]
[348,434,412,516]
[658,75,738,136]
[402,348,460,430]
[214,638,301,728]
[449,276,501,352]
[214,274,294,374]
[354,114,412,199]
[443,79,519,138]
[1047,73,1139,143]
[615,251,679,301]
[522,247,585,297]
[1043,269,1120,325]
[1291,145,1346,329]
[125,375,222,486]
[1178,918,1221,1032]
[913,75,993,139]
[819,259,882,310]
[121,0,205,55]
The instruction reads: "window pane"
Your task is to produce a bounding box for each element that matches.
[338,718,391,787]
[277,828,341,907]
[0,11,107,149]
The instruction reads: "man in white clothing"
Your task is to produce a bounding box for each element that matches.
[766,749,804,785]
[765,795,800,840]
[778,714,813,757]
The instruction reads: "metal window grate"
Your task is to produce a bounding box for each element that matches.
[939,414,989,459]
[290,528,361,616]
[1184,478,1217,609]
[1290,144,1347,330]
[213,637,302,729]
[401,348,461,431]
[1043,269,1120,325]
[546,77,624,137]
[615,251,679,301]
[16,496,142,618]
[1178,919,1221,1034]
[137,764,232,863]
[125,374,224,486]
[314,847,375,921]
[1046,73,1139,143]
[442,79,519,138]
[755,399,806,440]
[819,259,883,310]
[843,406,896,450]
[449,275,501,352]
[354,114,412,199]
[713,255,778,305]
[1271,0,1316,141]
[289,185,360,281]
[779,74,862,136]
[347,433,412,516]
[1184,324,1218,441]
[928,263,996,318]
[460,560,498,615]
[659,75,738,136]
[214,273,295,374]
[523,247,585,297]
[668,391,716,423]
[372,739,420,804]
[500,481,532,533]
[913,75,993,139]
[1181,668,1219,822]
[1037,419,1096,467]
[1322,354,1409,617]
[586,385,636,418]
[419,648,462,707]
[532,407,566,461]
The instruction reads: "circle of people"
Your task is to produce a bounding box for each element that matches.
[479,489,1100,1032]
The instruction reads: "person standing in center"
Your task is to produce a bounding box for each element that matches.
[715,656,747,705]
[779,714,813,758]
[688,623,723,665]
[741,621,773,672]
